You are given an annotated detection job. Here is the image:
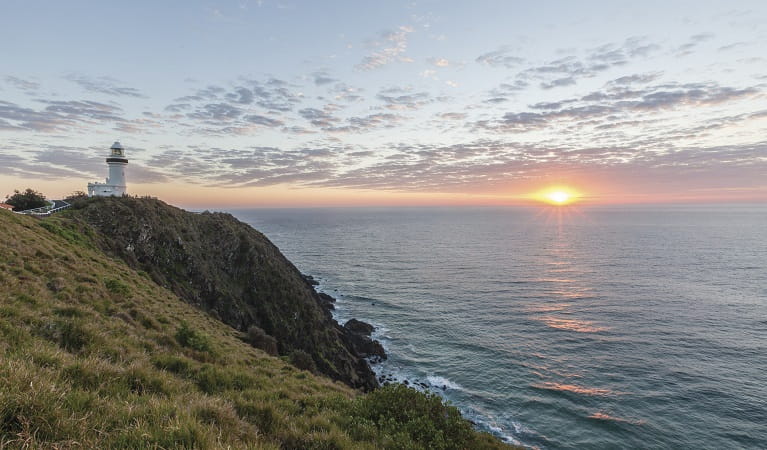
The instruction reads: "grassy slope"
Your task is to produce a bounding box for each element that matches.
[65,196,377,390]
[0,209,513,449]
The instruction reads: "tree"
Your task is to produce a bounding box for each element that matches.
[64,190,90,209]
[65,191,88,202]
[5,188,47,211]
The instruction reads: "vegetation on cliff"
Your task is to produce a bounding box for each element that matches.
[0,201,514,449]
[66,196,379,390]
[4,188,47,211]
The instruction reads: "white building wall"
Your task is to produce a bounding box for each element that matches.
[107,161,127,190]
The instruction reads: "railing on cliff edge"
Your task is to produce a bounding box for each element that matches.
[15,200,71,217]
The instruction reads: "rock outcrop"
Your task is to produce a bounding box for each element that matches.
[343,319,387,363]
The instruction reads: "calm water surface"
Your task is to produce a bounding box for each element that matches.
[231,205,767,449]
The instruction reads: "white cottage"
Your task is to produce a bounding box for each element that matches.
[88,141,128,197]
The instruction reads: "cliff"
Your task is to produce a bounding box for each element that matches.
[64,196,381,390]
[0,203,514,449]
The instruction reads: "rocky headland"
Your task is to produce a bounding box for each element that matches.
[0,196,515,448]
[67,196,385,390]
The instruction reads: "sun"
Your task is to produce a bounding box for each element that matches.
[547,191,571,205]
[533,187,580,206]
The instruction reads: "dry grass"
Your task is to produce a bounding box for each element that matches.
[0,209,513,449]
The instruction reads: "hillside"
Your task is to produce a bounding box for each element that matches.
[0,204,514,449]
[65,196,380,390]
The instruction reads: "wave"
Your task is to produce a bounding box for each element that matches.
[427,375,463,391]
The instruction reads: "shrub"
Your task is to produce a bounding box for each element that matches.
[192,365,255,394]
[5,188,47,211]
[345,383,479,449]
[64,191,89,209]
[234,401,278,434]
[152,354,195,377]
[54,320,94,353]
[246,326,279,356]
[175,321,212,352]
[104,278,130,296]
[288,349,317,373]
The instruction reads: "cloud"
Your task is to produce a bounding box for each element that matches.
[607,72,662,86]
[376,89,433,110]
[437,112,467,120]
[65,74,146,98]
[0,99,124,132]
[243,114,284,127]
[483,80,530,103]
[515,37,661,89]
[311,70,338,86]
[309,112,404,134]
[174,85,226,102]
[674,32,715,57]
[356,25,414,71]
[428,57,451,67]
[540,77,576,89]
[299,107,341,128]
[4,76,40,92]
[476,47,524,68]
[248,78,303,111]
[0,144,167,184]
[329,83,364,103]
[473,81,760,133]
[226,87,255,104]
[164,78,303,135]
[164,103,192,112]
[146,145,344,188]
[187,102,243,121]
[113,117,163,134]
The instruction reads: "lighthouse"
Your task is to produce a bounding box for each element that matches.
[87,141,128,197]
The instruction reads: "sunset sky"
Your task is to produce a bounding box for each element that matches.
[1,1,766,207]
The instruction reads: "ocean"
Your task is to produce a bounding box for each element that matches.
[231,205,767,449]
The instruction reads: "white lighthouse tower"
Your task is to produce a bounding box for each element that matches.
[87,141,128,197]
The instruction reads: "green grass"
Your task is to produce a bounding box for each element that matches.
[0,208,515,449]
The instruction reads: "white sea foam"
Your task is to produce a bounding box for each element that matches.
[427,375,462,391]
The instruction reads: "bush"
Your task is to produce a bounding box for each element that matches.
[246,326,278,356]
[104,278,130,296]
[39,319,94,353]
[175,321,212,352]
[345,383,479,449]
[5,188,47,211]
[152,354,195,377]
[288,349,317,373]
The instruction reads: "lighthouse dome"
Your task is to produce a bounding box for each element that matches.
[110,141,125,157]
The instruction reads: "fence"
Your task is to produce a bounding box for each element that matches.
[16,200,71,217]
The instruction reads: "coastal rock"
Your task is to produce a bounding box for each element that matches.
[318,292,336,303]
[344,318,374,336]
[317,292,336,310]
[343,318,387,362]
[302,274,320,286]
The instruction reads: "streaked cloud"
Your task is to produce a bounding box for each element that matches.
[65,74,146,98]
[3,76,39,92]
[476,47,525,68]
[356,26,415,71]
